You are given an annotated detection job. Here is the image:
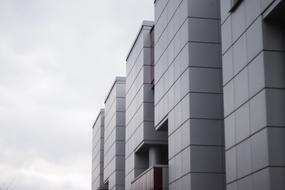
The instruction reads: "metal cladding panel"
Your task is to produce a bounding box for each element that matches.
[125,21,168,190]
[221,0,285,189]
[131,166,169,190]
[154,0,224,189]
[92,110,106,190]
[104,78,126,190]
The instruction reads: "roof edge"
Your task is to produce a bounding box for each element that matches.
[126,20,154,61]
[92,108,105,128]
[104,76,126,103]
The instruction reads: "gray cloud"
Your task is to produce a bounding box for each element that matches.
[0,0,153,189]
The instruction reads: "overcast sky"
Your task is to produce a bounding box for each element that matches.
[0,0,153,189]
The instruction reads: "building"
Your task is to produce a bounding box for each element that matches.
[125,21,168,190]
[92,0,285,190]
[103,77,126,190]
[153,0,225,189]
[221,0,285,190]
[92,109,107,190]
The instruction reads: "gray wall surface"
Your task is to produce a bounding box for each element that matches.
[104,77,126,190]
[221,0,285,189]
[92,109,106,190]
[154,0,225,189]
[125,21,168,190]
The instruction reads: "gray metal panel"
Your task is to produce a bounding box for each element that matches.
[92,109,106,190]
[104,77,126,190]
[155,0,225,189]
[221,0,285,189]
[125,22,168,190]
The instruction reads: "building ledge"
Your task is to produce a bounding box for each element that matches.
[131,165,168,190]
[134,140,168,153]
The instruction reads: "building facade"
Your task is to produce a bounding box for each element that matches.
[92,0,285,190]
[92,109,107,190]
[154,0,225,189]
[104,77,126,190]
[221,0,285,190]
[125,21,168,190]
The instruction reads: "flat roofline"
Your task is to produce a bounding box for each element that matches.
[92,108,104,129]
[126,20,154,61]
[104,76,126,103]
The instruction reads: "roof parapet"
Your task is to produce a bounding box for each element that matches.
[104,76,126,103]
[92,108,105,128]
[126,20,154,61]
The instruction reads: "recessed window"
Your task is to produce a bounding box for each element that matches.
[230,0,243,12]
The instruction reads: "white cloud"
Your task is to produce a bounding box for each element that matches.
[0,0,154,189]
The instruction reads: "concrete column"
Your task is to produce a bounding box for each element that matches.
[149,146,161,167]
